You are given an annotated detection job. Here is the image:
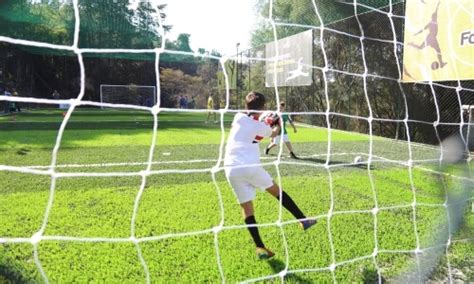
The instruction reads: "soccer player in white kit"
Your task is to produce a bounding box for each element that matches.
[224,91,316,260]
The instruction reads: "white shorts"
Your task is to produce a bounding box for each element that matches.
[272,134,289,145]
[225,165,274,204]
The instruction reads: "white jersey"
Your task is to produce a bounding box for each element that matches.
[224,113,272,166]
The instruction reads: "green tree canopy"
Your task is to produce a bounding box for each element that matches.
[0,0,169,57]
[251,0,403,47]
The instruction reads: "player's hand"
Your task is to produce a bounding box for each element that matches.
[260,111,280,127]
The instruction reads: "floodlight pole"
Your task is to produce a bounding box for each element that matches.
[248,49,251,92]
[236,42,240,109]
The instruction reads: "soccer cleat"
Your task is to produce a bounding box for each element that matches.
[300,219,317,231]
[256,247,275,260]
[290,152,299,159]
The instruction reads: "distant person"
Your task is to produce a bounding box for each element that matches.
[52,90,60,100]
[176,95,181,108]
[189,96,196,109]
[145,96,153,107]
[265,101,299,159]
[3,88,11,113]
[52,89,63,110]
[12,89,21,112]
[206,93,217,123]
[179,96,187,109]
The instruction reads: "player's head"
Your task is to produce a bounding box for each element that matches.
[245,91,265,111]
[280,101,286,109]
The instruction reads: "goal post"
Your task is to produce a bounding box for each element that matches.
[99,84,156,109]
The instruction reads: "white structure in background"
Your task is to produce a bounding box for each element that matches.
[462,105,474,150]
[100,84,156,108]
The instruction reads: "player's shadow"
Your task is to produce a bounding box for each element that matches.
[298,157,374,170]
[267,259,311,283]
[362,267,386,283]
[16,148,31,155]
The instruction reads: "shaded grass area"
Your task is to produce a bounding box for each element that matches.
[0,109,472,282]
[0,109,438,167]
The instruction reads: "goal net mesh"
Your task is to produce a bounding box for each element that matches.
[100,85,156,107]
[0,0,472,283]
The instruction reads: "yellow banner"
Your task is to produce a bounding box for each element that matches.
[402,0,474,82]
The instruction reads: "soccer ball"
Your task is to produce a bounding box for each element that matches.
[353,156,363,164]
[259,111,280,127]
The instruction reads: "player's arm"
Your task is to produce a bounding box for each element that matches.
[270,124,281,138]
[258,122,280,138]
[288,115,297,133]
[414,22,431,35]
[259,111,281,138]
[257,118,280,138]
[414,29,424,36]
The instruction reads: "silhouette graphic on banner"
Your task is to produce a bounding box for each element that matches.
[407,1,447,71]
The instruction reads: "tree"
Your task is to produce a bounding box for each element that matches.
[0,1,169,99]
[160,68,206,108]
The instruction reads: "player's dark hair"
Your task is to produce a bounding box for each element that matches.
[280,101,286,107]
[245,91,265,110]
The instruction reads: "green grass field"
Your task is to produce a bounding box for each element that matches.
[0,109,472,283]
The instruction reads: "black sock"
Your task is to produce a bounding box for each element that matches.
[244,215,265,248]
[277,191,306,220]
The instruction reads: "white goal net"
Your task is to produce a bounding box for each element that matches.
[0,0,472,283]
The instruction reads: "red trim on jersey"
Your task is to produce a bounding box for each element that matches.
[248,113,263,143]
